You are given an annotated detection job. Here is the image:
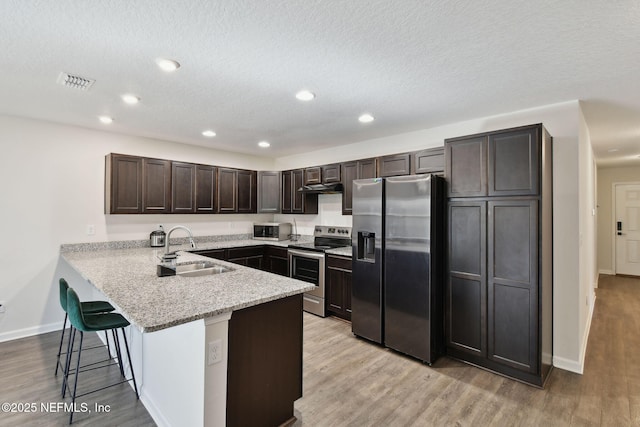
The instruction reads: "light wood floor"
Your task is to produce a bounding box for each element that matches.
[1,274,638,426]
[293,274,640,426]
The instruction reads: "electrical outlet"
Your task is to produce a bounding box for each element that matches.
[208,339,222,365]
[86,224,95,235]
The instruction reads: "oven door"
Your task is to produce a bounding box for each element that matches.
[288,249,325,299]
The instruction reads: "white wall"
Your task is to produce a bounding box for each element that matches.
[0,115,276,340]
[575,105,597,373]
[596,166,640,274]
[1,101,597,375]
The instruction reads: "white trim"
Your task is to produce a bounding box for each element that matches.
[554,293,596,374]
[612,181,640,276]
[598,269,614,276]
[140,392,172,427]
[204,312,232,325]
[0,321,63,343]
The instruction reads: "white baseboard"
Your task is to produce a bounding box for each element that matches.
[599,269,614,275]
[140,391,171,427]
[554,293,596,374]
[0,321,63,343]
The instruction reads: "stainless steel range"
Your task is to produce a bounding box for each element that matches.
[288,225,352,317]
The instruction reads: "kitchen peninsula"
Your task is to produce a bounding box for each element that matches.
[60,240,315,427]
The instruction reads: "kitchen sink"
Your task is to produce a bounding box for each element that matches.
[157,260,234,277]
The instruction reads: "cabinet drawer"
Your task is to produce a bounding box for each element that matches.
[327,255,352,271]
[227,246,265,259]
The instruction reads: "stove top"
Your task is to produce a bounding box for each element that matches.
[288,225,352,253]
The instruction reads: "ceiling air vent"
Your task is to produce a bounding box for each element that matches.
[57,72,95,91]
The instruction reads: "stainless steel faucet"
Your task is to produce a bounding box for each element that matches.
[163,225,197,261]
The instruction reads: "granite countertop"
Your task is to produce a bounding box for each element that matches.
[61,243,315,333]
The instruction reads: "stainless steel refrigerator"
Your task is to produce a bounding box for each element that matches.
[351,174,444,364]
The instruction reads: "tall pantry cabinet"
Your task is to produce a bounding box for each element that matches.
[444,124,553,387]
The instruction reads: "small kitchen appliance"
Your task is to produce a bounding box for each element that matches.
[150,226,166,247]
[253,222,292,241]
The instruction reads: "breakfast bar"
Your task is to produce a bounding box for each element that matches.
[60,243,314,427]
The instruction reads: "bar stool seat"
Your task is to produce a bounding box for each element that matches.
[54,279,115,376]
[63,288,138,424]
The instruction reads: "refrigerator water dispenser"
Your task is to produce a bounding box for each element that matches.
[357,232,376,262]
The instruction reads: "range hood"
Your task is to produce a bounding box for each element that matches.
[297,182,344,194]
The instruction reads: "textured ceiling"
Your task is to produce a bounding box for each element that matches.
[1,0,639,165]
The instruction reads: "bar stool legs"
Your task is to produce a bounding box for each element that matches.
[63,326,139,424]
[61,287,139,424]
[55,278,115,376]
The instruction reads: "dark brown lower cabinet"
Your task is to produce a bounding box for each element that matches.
[446,197,551,386]
[227,246,264,269]
[227,294,303,427]
[192,248,227,260]
[445,124,552,388]
[446,201,487,357]
[194,245,289,276]
[265,246,289,277]
[326,255,352,321]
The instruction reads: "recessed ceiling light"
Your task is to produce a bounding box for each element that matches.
[258,141,270,148]
[121,94,140,105]
[98,116,113,124]
[202,130,216,137]
[295,90,315,101]
[358,113,374,123]
[608,148,619,152]
[155,58,181,72]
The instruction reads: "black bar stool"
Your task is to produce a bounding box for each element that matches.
[54,278,115,376]
[62,288,139,424]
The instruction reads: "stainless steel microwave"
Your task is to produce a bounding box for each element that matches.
[253,223,292,241]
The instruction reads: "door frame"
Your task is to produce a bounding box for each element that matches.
[611,181,640,275]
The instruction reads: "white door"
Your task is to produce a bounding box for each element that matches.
[616,184,640,276]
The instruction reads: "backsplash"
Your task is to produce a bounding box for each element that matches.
[274,193,352,235]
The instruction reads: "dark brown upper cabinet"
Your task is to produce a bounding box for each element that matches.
[341,162,357,216]
[257,171,281,213]
[412,147,444,175]
[142,158,171,213]
[341,158,378,215]
[217,168,256,214]
[195,164,216,213]
[171,161,196,213]
[445,135,488,198]
[304,167,322,185]
[106,153,142,214]
[378,153,411,177]
[217,167,237,213]
[282,169,318,214]
[358,158,377,180]
[237,169,257,213]
[321,163,341,183]
[282,170,293,214]
[488,126,539,197]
